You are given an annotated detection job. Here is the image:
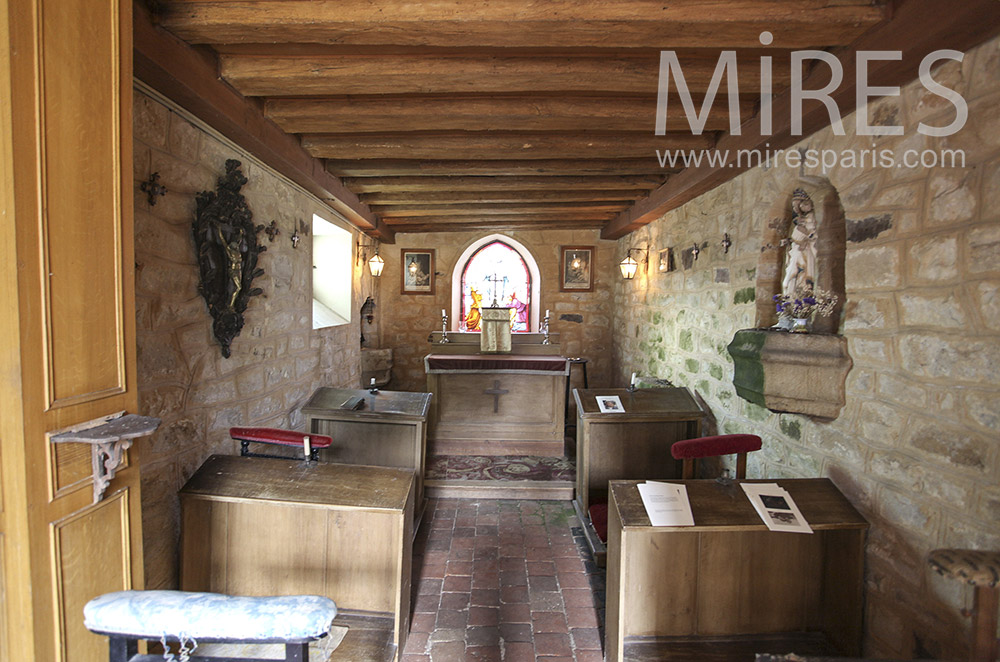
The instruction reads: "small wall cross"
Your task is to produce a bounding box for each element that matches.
[484,380,509,413]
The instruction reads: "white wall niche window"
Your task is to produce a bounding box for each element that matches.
[312,214,352,329]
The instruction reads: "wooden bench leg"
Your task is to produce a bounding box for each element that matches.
[285,641,309,662]
[108,636,137,662]
[972,584,999,662]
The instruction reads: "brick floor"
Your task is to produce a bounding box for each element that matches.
[403,499,605,661]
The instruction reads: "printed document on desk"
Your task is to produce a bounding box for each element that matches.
[637,481,695,527]
[741,482,813,534]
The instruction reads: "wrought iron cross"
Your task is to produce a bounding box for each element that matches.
[485,273,506,307]
[484,380,509,413]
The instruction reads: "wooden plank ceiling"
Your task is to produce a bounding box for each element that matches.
[149,1,889,236]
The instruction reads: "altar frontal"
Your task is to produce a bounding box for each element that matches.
[425,353,569,456]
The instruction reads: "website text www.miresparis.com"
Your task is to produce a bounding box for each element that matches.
[654,145,967,172]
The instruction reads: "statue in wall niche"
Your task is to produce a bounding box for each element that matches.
[781,188,819,297]
[192,159,265,358]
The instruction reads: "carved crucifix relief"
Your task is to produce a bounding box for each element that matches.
[484,380,509,413]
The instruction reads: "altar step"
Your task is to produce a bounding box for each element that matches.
[425,478,574,500]
[424,454,576,500]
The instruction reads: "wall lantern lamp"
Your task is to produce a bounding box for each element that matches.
[359,238,385,277]
[368,249,385,277]
[619,247,649,280]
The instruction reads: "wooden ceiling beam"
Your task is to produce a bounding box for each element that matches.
[156,0,886,49]
[131,1,393,242]
[387,211,617,223]
[601,0,1000,239]
[360,190,647,205]
[302,132,713,161]
[265,96,745,134]
[343,175,667,193]
[329,160,672,178]
[390,220,608,233]
[374,202,632,217]
[219,53,787,97]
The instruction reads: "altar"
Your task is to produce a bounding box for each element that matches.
[425,350,569,456]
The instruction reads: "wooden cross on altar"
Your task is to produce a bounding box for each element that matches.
[484,380,509,413]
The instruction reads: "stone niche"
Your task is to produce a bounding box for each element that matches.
[729,177,852,419]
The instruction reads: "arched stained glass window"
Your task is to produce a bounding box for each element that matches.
[460,240,532,332]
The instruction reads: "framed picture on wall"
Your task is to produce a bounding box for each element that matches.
[401,248,435,295]
[560,246,594,292]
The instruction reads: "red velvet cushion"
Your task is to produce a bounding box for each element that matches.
[588,502,609,543]
[229,427,333,449]
[670,434,762,460]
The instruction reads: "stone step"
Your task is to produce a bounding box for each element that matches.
[424,479,574,500]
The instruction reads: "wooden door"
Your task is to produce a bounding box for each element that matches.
[1,1,142,661]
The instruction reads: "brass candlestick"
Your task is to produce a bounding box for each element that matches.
[541,312,551,345]
[440,313,451,343]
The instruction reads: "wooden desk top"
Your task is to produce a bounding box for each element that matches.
[301,387,432,420]
[425,353,568,373]
[574,387,703,420]
[180,455,415,511]
[611,478,868,531]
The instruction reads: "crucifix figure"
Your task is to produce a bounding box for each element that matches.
[484,380,509,413]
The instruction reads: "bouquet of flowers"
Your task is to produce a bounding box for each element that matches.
[773,288,838,322]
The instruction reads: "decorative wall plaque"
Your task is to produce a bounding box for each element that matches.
[192,159,265,358]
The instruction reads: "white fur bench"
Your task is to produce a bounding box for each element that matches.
[84,590,338,662]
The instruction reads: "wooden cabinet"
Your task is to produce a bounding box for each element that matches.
[606,479,868,662]
[180,455,414,662]
[1,1,141,660]
[302,387,431,511]
[573,387,703,514]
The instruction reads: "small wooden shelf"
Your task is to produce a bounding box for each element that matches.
[727,329,852,419]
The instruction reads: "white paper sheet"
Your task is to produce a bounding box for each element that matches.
[637,481,695,526]
[740,482,812,534]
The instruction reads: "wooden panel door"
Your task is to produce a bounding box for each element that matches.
[1,1,142,661]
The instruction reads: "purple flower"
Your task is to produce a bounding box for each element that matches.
[804,296,817,305]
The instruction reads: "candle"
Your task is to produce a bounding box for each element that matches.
[370,377,376,387]
[441,309,446,317]
[303,435,311,459]
[631,372,637,386]
[546,309,550,318]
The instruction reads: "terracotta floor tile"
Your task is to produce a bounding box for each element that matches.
[466,645,502,662]
[429,628,466,643]
[442,575,472,593]
[561,588,595,609]
[410,612,437,633]
[499,622,533,642]
[526,560,556,576]
[471,588,501,606]
[556,572,590,589]
[501,641,535,661]
[564,607,599,629]
[472,571,500,589]
[529,575,559,592]
[498,602,532,623]
[533,632,572,657]
[435,609,469,629]
[466,625,501,647]
[499,585,528,603]
[428,640,464,662]
[413,593,441,613]
[439,592,470,610]
[500,570,528,587]
[418,578,444,595]
[468,606,500,627]
[401,654,430,662]
[532,610,569,633]
[574,649,605,662]
[403,632,429,654]
[447,547,474,561]
[570,627,602,650]
[445,560,473,576]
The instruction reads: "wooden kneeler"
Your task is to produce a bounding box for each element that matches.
[84,590,338,662]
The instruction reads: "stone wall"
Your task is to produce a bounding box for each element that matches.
[133,86,370,590]
[376,231,617,393]
[612,38,999,659]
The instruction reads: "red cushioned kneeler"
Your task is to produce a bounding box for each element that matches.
[588,502,609,543]
[230,427,333,462]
